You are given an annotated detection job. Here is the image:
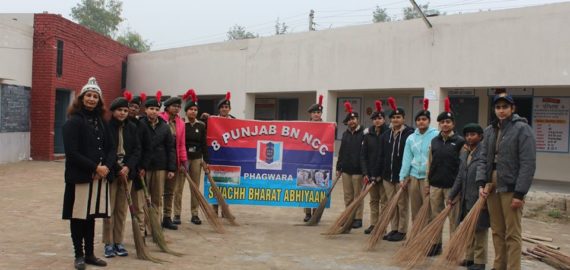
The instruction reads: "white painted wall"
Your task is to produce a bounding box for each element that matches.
[126,3,570,181]
[0,14,33,163]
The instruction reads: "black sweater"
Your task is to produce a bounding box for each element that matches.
[428,132,466,188]
[360,125,388,178]
[185,120,209,162]
[379,126,414,183]
[141,117,176,172]
[108,118,141,181]
[336,125,365,175]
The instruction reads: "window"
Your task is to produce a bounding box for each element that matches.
[56,40,64,77]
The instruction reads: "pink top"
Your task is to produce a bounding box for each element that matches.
[159,111,187,166]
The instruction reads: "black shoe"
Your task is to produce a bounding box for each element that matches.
[460,260,474,267]
[364,225,375,234]
[162,217,178,230]
[84,255,107,267]
[303,213,312,222]
[191,215,202,225]
[74,257,86,270]
[173,215,181,225]
[427,243,442,257]
[388,232,406,242]
[468,264,485,270]
[383,230,397,240]
[351,219,362,229]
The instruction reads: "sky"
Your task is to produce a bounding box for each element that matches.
[3,0,569,50]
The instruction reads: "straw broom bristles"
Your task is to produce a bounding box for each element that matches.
[367,180,408,251]
[431,184,494,269]
[404,193,431,246]
[120,176,165,263]
[203,163,238,226]
[527,245,570,270]
[536,245,570,265]
[392,202,456,269]
[323,182,374,236]
[139,175,184,256]
[306,174,342,226]
[183,171,226,234]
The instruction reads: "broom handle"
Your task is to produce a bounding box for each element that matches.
[202,162,231,209]
[120,175,141,223]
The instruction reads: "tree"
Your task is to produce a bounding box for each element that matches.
[274,18,288,35]
[71,0,123,37]
[403,3,444,20]
[117,29,151,52]
[373,6,392,23]
[226,25,258,40]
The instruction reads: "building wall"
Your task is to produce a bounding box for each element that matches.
[0,14,33,163]
[126,3,570,181]
[31,13,135,160]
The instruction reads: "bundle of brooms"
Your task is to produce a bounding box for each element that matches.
[367,179,409,251]
[140,175,183,257]
[391,199,457,269]
[323,182,375,236]
[202,163,238,226]
[431,184,494,269]
[524,245,570,270]
[306,173,342,226]
[183,171,226,234]
[402,193,431,247]
[116,176,164,263]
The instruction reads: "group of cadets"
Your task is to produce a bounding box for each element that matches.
[335,92,535,270]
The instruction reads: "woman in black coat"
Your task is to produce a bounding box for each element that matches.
[62,77,115,270]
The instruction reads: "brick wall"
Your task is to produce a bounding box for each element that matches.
[31,14,136,160]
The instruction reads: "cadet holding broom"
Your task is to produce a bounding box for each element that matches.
[141,92,176,232]
[361,100,388,234]
[477,92,536,270]
[426,97,465,256]
[336,101,365,229]
[379,98,414,242]
[447,123,489,270]
[303,95,324,222]
[62,77,115,269]
[173,89,208,225]
[399,99,438,226]
[160,94,188,229]
[102,92,141,258]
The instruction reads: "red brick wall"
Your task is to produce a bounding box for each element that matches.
[31,13,136,160]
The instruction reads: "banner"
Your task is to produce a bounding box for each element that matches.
[204,117,336,208]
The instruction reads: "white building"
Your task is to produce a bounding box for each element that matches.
[127,3,570,182]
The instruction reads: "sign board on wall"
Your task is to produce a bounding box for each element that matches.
[533,97,570,153]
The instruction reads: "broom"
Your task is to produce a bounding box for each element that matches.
[367,179,409,251]
[183,170,225,234]
[202,162,238,226]
[306,173,342,226]
[139,174,183,256]
[403,192,431,247]
[392,197,459,269]
[323,181,374,235]
[120,175,164,263]
[431,184,495,269]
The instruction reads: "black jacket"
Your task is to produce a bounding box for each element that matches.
[380,126,414,183]
[360,125,388,178]
[185,120,209,162]
[428,132,466,188]
[130,116,152,190]
[142,117,176,172]
[108,118,141,182]
[63,109,116,184]
[449,145,490,230]
[336,125,364,175]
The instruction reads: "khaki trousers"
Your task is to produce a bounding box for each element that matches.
[341,173,364,219]
[174,159,202,217]
[429,186,458,243]
[466,228,489,265]
[130,186,146,234]
[103,177,131,244]
[369,177,388,224]
[408,177,429,222]
[487,171,522,270]
[146,170,166,222]
[383,180,409,233]
[163,169,181,218]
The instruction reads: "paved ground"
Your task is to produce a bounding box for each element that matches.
[0,161,568,270]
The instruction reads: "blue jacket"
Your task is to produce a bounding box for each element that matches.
[399,127,439,181]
